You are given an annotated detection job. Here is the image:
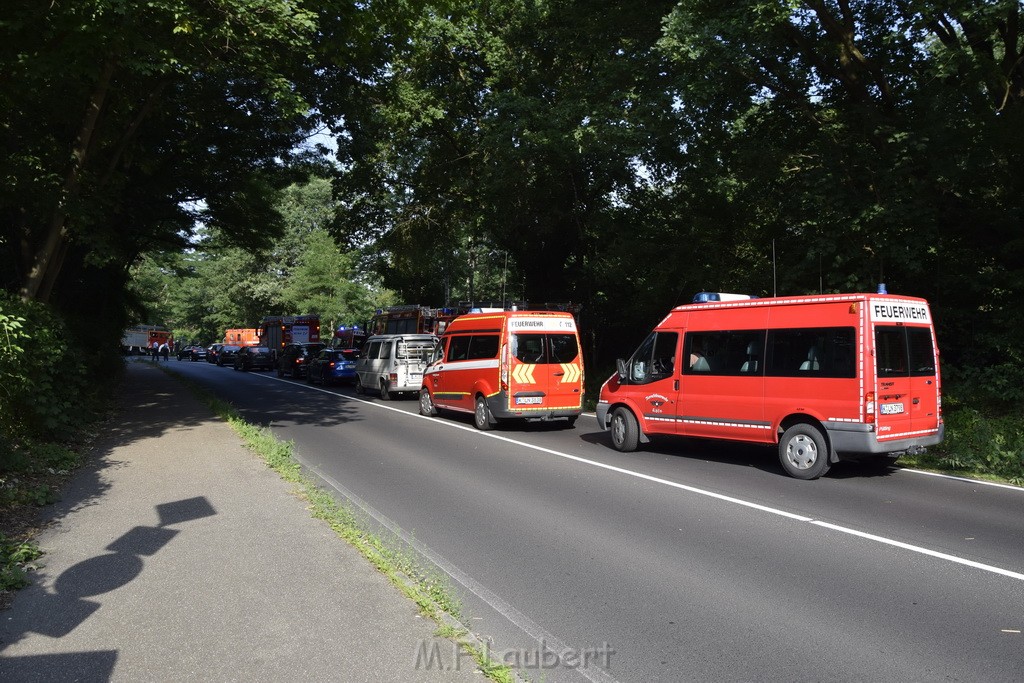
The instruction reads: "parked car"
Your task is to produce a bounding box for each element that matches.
[188,345,208,362]
[356,334,436,399]
[176,345,195,361]
[217,344,242,366]
[306,348,359,386]
[276,342,325,378]
[233,345,275,372]
[206,343,224,364]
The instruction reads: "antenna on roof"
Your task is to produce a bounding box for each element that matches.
[772,239,777,297]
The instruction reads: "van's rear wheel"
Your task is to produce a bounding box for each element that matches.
[779,423,830,479]
[379,380,391,400]
[355,376,365,394]
[474,396,494,431]
[610,407,639,452]
[419,388,437,417]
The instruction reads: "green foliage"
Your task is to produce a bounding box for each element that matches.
[0,534,42,591]
[0,294,94,466]
[914,399,1024,484]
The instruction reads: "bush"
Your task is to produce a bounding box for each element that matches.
[0,294,94,467]
[917,389,1024,485]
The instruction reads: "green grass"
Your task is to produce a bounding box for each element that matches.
[165,368,517,682]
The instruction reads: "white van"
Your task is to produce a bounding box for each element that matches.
[355,334,437,399]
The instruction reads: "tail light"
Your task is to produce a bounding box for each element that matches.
[865,391,875,424]
[500,344,508,391]
[389,373,398,382]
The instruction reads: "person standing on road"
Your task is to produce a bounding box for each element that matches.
[150,339,160,361]
[159,341,170,361]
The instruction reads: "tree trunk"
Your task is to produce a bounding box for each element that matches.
[20,58,116,303]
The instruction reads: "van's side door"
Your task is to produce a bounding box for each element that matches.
[620,331,682,436]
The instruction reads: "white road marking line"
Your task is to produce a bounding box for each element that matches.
[265,374,1024,583]
[898,468,1024,492]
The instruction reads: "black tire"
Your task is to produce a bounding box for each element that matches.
[610,407,639,452]
[306,368,316,384]
[355,376,365,395]
[379,380,391,400]
[779,423,831,479]
[473,395,494,431]
[419,388,437,417]
[276,364,284,378]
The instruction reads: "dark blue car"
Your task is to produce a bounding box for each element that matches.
[306,348,359,386]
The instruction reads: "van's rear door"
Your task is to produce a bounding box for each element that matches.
[874,324,940,441]
[506,315,583,412]
[874,326,913,441]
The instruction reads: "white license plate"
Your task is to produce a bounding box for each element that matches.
[880,403,905,415]
[516,396,542,405]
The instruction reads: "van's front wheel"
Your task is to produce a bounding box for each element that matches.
[610,407,639,452]
[779,423,830,479]
[419,388,437,417]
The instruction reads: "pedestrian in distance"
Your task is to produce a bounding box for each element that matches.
[159,341,170,361]
[150,339,160,362]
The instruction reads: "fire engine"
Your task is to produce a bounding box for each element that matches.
[597,290,943,479]
[121,325,173,355]
[257,315,321,355]
[329,325,367,350]
[368,305,459,336]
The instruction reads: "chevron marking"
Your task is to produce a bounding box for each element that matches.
[511,363,537,384]
[559,363,581,383]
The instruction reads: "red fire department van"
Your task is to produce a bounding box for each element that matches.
[596,292,943,479]
[419,310,584,430]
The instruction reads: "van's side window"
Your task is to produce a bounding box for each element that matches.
[467,335,499,360]
[625,332,678,384]
[767,327,855,378]
[366,341,381,360]
[447,336,470,361]
[379,340,392,360]
[684,331,762,375]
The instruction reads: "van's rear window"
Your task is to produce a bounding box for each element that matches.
[511,334,579,364]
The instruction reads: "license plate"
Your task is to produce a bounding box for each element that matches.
[880,403,905,415]
[516,396,542,405]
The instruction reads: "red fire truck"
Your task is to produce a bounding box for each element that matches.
[369,305,459,336]
[257,315,321,355]
[597,291,943,479]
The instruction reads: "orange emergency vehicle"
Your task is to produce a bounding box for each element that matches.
[596,291,943,479]
[419,309,584,429]
[223,328,259,346]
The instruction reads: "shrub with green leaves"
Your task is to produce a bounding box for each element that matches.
[0,293,92,471]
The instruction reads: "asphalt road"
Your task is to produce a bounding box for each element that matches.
[167,358,1024,682]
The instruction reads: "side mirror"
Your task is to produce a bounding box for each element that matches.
[615,358,628,381]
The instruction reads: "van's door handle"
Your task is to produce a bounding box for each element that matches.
[674,380,679,391]
[913,398,920,404]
